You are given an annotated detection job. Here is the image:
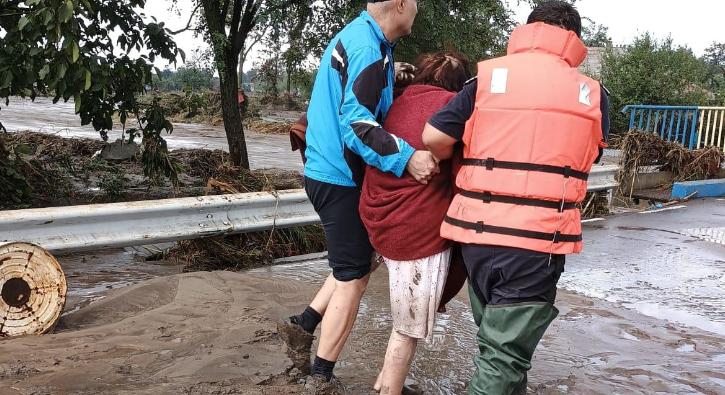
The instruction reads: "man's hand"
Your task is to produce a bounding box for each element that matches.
[394,62,416,86]
[406,150,439,185]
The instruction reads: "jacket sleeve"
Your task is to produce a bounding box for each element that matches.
[338,46,415,177]
[594,84,610,164]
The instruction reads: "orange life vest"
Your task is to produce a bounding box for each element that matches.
[440,22,603,255]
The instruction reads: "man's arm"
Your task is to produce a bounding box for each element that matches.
[337,46,416,177]
[423,79,477,160]
[423,123,458,160]
[594,84,610,164]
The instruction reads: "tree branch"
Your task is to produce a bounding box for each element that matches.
[244,23,269,60]
[221,0,232,26]
[232,0,257,54]
[169,2,202,35]
[229,0,244,42]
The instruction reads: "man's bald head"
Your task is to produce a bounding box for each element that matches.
[367,0,396,14]
[367,0,418,42]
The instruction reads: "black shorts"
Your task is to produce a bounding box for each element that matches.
[462,244,565,306]
[305,177,374,282]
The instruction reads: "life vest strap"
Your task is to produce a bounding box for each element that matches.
[458,190,578,212]
[461,158,589,181]
[444,216,582,243]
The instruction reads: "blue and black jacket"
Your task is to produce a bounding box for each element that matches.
[304,11,415,187]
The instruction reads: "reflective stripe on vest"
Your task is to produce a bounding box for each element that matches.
[440,22,603,255]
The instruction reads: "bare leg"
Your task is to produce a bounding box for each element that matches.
[310,254,379,318]
[309,273,336,316]
[378,330,417,394]
[315,274,370,361]
[374,370,384,392]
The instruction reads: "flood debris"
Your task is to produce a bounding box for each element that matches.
[614,130,725,198]
[244,118,293,135]
[579,192,611,219]
[1,131,326,271]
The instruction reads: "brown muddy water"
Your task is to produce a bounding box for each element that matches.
[46,196,725,394]
[0,97,301,171]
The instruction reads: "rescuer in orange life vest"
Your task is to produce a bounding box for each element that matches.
[422,1,609,393]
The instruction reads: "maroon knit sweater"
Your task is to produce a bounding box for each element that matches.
[359,85,456,260]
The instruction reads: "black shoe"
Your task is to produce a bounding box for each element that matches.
[277,318,315,375]
[303,374,347,395]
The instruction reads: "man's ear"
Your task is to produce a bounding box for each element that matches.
[397,0,406,13]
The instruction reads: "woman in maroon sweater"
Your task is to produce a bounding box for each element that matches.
[359,51,471,394]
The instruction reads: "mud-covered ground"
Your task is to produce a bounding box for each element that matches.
[1,199,724,394]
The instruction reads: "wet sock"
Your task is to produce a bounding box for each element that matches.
[290,306,322,334]
[311,356,336,381]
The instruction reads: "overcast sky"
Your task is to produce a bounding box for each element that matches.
[146,0,722,70]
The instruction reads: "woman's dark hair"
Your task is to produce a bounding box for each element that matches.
[527,1,582,37]
[411,51,472,93]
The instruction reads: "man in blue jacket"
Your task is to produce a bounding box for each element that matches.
[279,0,437,389]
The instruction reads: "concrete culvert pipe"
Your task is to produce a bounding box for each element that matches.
[0,243,67,338]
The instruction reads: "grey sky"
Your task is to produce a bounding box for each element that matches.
[146,0,722,70]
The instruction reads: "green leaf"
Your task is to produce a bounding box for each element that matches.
[18,16,30,31]
[178,48,186,63]
[57,62,68,79]
[1,72,12,89]
[71,41,79,63]
[84,69,91,90]
[14,144,33,156]
[59,0,74,23]
[74,94,81,113]
[39,65,50,80]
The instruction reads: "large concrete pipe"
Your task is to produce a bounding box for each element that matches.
[0,243,66,337]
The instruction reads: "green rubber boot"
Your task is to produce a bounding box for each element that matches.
[467,300,559,395]
[469,283,485,327]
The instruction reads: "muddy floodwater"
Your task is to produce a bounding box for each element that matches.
[1,97,302,171]
[14,199,721,394]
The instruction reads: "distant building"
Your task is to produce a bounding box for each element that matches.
[579,46,627,79]
[579,47,605,78]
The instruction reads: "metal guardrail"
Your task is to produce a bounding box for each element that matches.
[621,105,725,152]
[0,166,619,254]
[0,190,320,254]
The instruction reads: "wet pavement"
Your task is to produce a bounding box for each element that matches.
[0,97,301,171]
[569,198,725,336]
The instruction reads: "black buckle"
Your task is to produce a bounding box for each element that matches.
[481,192,492,204]
[563,166,572,178]
[485,158,495,170]
[476,221,485,233]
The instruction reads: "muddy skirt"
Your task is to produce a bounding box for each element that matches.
[384,249,451,342]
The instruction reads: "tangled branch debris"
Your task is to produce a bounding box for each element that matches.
[614,130,724,197]
[244,118,293,135]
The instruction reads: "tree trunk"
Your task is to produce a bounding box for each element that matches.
[238,45,245,87]
[287,68,292,94]
[220,55,250,169]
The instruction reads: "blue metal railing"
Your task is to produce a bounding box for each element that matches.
[621,105,725,152]
[621,105,700,149]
